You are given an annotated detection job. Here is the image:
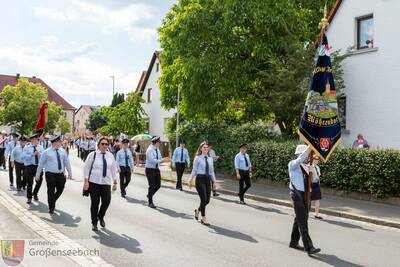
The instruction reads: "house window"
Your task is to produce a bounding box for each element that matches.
[357,15,374,50]
[64,112,67,117]
[147,88,152,103]
[156,63,160,72]
[338,95,346,129]
[144,119,149,134]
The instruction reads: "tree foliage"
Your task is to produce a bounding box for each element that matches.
[56,115,71,135]
[98,93,146,136]
[110,93,125,107]
[0,78,62,135]
[87,106,110,133]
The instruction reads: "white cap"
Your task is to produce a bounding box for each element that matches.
[1,130,6,134]
[295,144,308,155]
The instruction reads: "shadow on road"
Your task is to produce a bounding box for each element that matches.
[155,206,192,220]
[41,209,82,228]
[160,184,198,196]
[310,253,364,267]
[92,228,142,254]
[318,218,374,232]
[216,196,288,215]
[208,224,258,243]
[124,196,148,206]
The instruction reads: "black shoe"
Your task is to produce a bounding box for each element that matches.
[148,203,156,209]
[49,208,54,214]
[200,220,210,226]
[92,224,98,231]
[315,215,323,220]
[17,188,21,192]
[194,209,199,220]
[307,247,321,255]
[239,200,246,205]
[121,194,126,198]
[213,192,220,197]
[22,186,26,191]
[33,195,39,201]
[26,198,32,204]
[289,244,304,250]
[9,183,13,187]
[99,218,106,228]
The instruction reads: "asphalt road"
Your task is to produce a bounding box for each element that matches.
[0,148,399,267]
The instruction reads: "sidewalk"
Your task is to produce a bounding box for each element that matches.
[134,164,400,229]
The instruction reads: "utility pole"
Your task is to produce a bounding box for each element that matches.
[110,76,115,98]
[176,89,180,148]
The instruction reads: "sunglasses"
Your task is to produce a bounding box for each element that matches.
[100,143,109,146]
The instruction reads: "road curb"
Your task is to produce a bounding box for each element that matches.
[0,189,114,267]
[134,170,400,229]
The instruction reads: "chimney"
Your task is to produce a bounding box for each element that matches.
[32,76,36,79]
[16,73,20,80]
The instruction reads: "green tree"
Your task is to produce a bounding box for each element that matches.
[158,0,324,135]
[0,78,63,135]
[110,93,125,107]
[56,115,71,135]
[87,106,110,132]
[99,93,146,136]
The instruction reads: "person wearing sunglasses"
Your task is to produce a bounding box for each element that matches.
[83,136,118,231]
[188,142,216,226]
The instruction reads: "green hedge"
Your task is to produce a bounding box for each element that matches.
[172,120,400,198]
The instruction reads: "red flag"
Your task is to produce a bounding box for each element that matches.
[35,102,48,134]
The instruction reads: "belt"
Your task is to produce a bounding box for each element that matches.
[45,172,64,175]
[146,167,159,170]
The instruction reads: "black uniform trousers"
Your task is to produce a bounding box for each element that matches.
[25,165,43,200]
[8,158,14,185]
[290,190,314,251]
[89,182,111,225]
[77,147,80,158]
[15,162,26,190]
[45,172,66,210]
[195,175,212,216]
[175,163,186,189]
[0,148,5,169]
[119,166,131,195]
[238,170,252,201]
[145,168,161,204]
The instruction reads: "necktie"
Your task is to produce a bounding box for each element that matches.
[125,150,128,167]
[14,141,16,148]
[204,156,209,176]
[33,146,38,165]
[180,148,184,162]
[155,149,159,168]
[55,149,62,171]
[102,153,107,177]
[244,154,249,167]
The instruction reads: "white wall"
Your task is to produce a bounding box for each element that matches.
[328,0,400,148]
[64,109,74,133]
[141,57,176,141]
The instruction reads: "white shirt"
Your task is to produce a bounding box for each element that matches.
[288,148,311,192]
[84,150,118,185]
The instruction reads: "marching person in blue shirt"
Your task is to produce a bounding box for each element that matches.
[84,135,96,161]
[234,144,252,205]
[10,136,28,191]
[145,136,169,208]
[23,134,44,204]
[35,135,72,214]
[116,138,134,198]
[172,140,190,191]
[5,132,19,187]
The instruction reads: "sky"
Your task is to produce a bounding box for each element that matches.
[0,0,176,108]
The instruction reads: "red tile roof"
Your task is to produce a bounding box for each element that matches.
[0,74,75,110]
[135,51,160,96]
[135,71,147,94]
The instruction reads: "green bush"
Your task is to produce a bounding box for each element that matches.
[171,120,400,198]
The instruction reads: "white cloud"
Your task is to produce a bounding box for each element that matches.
[33,0,157,42]
[0,37,140,107]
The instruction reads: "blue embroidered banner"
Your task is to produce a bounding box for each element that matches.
[299,33,341,162]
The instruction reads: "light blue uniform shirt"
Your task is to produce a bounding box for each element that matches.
[145,145,162,169]
[11,145,26,164]
[35,147,72,176]
[5,140,18,157]
[23,144,44,166]
[172,147,190,165]
[39,140,51,149]
[116,148,134,169]
[190,155,216,182]
[288,148,311,192]
[85,140,96,151]
[234,152,252,171]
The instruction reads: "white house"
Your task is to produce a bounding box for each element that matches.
[74,105,100,136]
[327,0,400,148]
[135,51,176,142]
